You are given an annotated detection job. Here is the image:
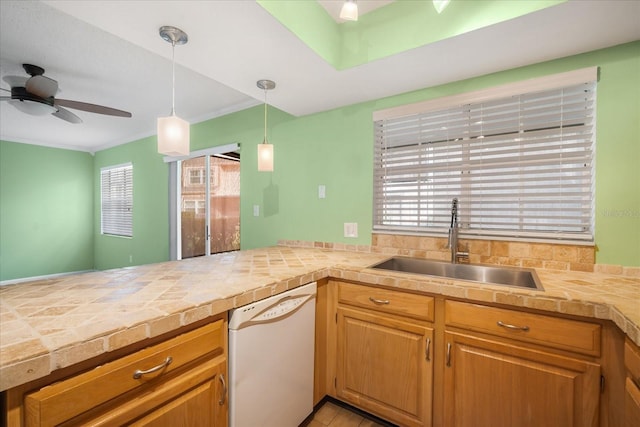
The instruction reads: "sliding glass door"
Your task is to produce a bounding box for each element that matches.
[180,155,240,259]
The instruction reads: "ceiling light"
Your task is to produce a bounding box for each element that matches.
[157,26,190,157]
[257,79,276,172]
[433,0,450,14]
[340,0,358,21]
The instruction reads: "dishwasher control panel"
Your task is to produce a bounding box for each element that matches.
[228,282,317,330]
[253,296,306,322]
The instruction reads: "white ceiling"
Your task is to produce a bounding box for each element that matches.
[1,0,639,153]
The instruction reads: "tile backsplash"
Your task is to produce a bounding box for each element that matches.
[371,234,595,272]
[279,233,640,277]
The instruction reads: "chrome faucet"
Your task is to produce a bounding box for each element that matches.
[447,198,468,264]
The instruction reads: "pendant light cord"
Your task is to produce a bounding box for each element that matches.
[171,40,176,116]
[263,88,268,143]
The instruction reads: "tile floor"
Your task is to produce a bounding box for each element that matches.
[303,399,395,427]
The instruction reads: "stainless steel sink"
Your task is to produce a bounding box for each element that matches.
[369,257,543,290]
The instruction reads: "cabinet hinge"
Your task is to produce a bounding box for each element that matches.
[600,375,605,393]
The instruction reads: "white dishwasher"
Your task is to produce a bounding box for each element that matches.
[228,281,317,427]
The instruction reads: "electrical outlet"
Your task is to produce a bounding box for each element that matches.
[344,222,358,238]
[253,205,260,217]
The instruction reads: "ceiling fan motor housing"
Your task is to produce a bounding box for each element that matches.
[11,86,54,106]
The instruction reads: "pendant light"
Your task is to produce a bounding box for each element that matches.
[157,26,190,156]
[340,0,358,21]
[257,79,276,172]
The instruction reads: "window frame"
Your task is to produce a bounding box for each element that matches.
[372,67,598,244]
[100,162,133,238]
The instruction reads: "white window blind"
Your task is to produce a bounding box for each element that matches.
[374,70,596,242]
[101,163,133,237]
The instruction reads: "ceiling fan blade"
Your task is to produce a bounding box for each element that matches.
[52,106,82,124]
[55,98,132,117]
[26,75,58,98]
[3,75,28,88]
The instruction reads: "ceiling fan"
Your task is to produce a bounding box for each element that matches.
[0,64,132,123]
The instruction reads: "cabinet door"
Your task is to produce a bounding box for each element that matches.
[625,339,640,427]
[337,306,433,427]
[131,360,227,427]
[443,332,600,427]
[625,378,640,427]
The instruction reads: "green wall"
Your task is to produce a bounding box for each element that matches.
[0,141,94,281]
[1,42,638,281]
[93,136,170,270]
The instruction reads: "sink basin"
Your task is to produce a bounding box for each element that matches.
[369,257,543,290]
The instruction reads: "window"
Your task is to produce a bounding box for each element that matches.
[188,168,204,185]
[186,166,219,187]
[182,199,206,215]
[101,163,133,237]
[373,67,597,242]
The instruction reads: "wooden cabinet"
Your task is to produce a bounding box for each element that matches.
[9,319,227,427]
[128,360,227,427]
[443,301,601,427]
[335,282,434,427]
[317,281,626,427]
[442,331,600,427]
[624,338,640,427]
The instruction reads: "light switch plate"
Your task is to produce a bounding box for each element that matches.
[253,205,260,217]
[344,222,358,238]
[318,185,326,199]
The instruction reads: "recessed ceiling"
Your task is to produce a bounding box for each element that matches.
[1,0,638,153]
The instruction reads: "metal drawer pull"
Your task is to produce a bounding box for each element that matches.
[425,338,431,361]
[446,342,452,367]
[497,321,530,332]
[369,297,390,305]
[219,374,227,405]
[133,356,173,379]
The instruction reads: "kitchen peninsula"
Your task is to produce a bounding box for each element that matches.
[1,244,639,426]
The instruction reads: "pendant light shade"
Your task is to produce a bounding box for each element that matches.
[257,142,274,172]
[157,114,190,156]
[340,0,358,21]
[257,79,276,172]
[157,26,190,156]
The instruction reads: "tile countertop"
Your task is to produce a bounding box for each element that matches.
[1,246,639,392]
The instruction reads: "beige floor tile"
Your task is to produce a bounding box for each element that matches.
[305,400,395,427]
[329,408,364,427]
[312,401,341,425]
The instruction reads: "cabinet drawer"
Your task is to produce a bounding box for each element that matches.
[24,320,225,427]
[445,300,600,356]
[338,282,434,322]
